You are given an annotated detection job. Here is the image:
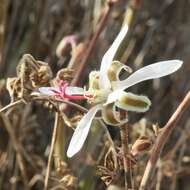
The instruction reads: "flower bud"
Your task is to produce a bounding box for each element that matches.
[56,68,74,83]
[56,35,77,58]
[131,136,153,157]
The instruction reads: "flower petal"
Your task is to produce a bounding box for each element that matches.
[115,92,151,112]
[99,25,129,89]
[67,104,102,157]
[65,86,84,95]
[107,61,132,82]
[112,60,183,91]
[105,89,124,105]
[102,103,128,126]
[38,87,58,96]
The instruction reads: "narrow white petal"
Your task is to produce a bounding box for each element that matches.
[38,87,57,96]
[65,87,84,95]
[99,25,129,89]
[100,26,129,72]
[112,60,183,91]
[67,104,102,157]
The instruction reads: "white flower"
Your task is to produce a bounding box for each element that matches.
[67,25,183,157]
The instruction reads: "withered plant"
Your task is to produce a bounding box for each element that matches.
[0,0,190,190]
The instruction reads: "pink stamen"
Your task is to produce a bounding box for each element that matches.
[50,80,92,101]
[64,94,87,100]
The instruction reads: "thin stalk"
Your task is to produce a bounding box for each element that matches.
[33,96,88,113]
[0,99,23,113]
[0,96,88,114]
[120,123,133,190]
[140,90,190,190]
[99,119,118,169]
[71,1,115,86]
[44,112,60,190]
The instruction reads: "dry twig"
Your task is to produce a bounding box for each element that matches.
[0,99,23,113]
[44,112,60,190]
[120,123,133,190]
[71,0,115,86]
[140,90,190,190]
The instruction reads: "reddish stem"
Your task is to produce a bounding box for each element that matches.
[71,2,114,86]
[140,90,190,190]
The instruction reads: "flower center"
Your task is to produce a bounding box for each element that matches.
[85,89,110,105]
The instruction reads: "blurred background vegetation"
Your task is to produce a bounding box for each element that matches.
[0,0,190,189]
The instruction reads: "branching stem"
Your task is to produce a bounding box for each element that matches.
[140,90,190,190]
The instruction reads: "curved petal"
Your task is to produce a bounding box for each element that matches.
[112,60,183,91]
[67,104,102,157]
[99,25,129,89]
[38,87,58,96]
[102,103,128,126]
[115,92,151,112]
[107,61,132,82]
[65,86,84,95]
